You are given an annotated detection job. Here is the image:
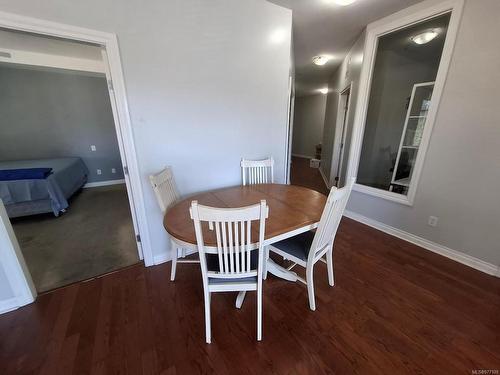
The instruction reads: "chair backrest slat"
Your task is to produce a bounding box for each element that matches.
[309,177,355,261]
[191,200,269,281]
[241,157,274,186]
[149,167,180,213]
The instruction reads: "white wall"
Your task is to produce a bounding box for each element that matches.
[0,200,35,313]
[292,94,326,158]
[0,0,292,302]
[347,0,500,269]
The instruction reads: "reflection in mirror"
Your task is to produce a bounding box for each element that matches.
[357,13,451,195]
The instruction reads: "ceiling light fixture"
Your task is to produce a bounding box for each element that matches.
[312,55,331,66]
[411,30,439,45]
[326,0,357,6]
[319,88,329,95]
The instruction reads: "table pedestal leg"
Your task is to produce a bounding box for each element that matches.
[236,291,247,309]
[266,258,298,282]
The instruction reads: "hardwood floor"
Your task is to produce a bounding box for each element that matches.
[290,156,329,195]
[1,218,499,374]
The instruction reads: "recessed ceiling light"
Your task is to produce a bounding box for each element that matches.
[325,0,357,6]
[319,88,329,95]
[312,55,331,66]
[411,30,439,45]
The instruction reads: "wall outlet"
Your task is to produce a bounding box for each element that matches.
[96,169,102,175]
[428,216,439,227]
[90,145,97,151]
[111,168,116,174]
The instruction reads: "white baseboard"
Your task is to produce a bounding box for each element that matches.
[83,179,125,188]
[153,248,197,266]
[0,297,20,314]
[292,153,314,159]
[319,167,330,189]
[344,210,499,277]
[153,253,169,265]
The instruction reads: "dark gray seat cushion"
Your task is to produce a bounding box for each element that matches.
[206,252,259,285]
[270,230,315,261]
[208,276,257,285]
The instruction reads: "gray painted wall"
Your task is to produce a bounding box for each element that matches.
[346,0,500,267]
[321,32,365,186]
[357,50,440,189]
[0,66,123,183]
[292,94,326,158]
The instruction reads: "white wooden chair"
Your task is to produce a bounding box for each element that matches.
[190,200,269,343]
[149,167,199,281]
[241,157,274,185]
[267,177,355,311]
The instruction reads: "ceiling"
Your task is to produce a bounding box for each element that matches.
[268,0,424,96]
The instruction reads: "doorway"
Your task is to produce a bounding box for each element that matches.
[0,28,141,292]
[288,91,328,194]
[330,84,351,187]
[0,13,151,308]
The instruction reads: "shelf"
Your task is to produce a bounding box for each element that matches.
[391,177,411,187]
[408,115,427,119]
[402,145,419,149]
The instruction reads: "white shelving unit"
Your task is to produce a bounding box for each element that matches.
[390,82,435,193]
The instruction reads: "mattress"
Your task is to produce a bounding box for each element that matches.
[0,158,89,217]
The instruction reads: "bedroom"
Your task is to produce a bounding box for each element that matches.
[0,28,140,292]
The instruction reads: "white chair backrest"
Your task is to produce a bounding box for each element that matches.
[241,157,274,186]
[149,167,180,214]
[309,177,355,260]
[190,200,268,281]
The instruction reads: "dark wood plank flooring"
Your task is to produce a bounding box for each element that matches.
[1,217,499,374]
[290,156,329,195]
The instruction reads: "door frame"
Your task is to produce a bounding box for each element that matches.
[345,0,465,205]
[0,10,154,310]
[284,75,295,184]
[329,82,353,187]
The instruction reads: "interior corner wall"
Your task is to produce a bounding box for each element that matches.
[346,0,500,268]
[292,94,327,158]
[0,66,123,183]
[321,31,366,185]
[0,0,293,262]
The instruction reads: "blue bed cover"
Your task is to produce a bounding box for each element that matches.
[0,158,89,215]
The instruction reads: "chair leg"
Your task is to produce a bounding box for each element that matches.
[263,246,269,280]
[326,248,335,287]
[257,284,263,341]
[204,291,211,344]
[306,263,316,311]
[170,241,178,281]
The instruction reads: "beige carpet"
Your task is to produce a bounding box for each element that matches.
[11,184,140,293]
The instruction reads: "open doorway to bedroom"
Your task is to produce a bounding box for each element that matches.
[0,28,140,293]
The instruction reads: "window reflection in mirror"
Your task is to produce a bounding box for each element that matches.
[357,13,451,195]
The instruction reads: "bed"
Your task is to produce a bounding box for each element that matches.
[0,158,89,218]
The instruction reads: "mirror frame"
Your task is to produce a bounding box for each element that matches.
[346,0,464,206]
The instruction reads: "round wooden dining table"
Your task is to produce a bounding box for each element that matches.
[164,184,326,247]
[163,183,327,295]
